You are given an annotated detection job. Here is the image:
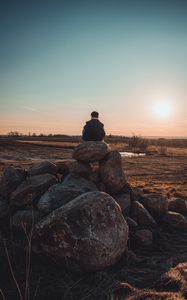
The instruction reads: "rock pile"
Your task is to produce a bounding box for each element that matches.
[0,141,187,272]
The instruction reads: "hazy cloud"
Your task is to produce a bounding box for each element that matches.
[23,106,37,112]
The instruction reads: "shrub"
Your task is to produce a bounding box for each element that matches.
[128,135,149,152]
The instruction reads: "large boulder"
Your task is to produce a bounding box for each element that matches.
[139,193,168,218]
[0,166,26,199]
[168,197,187,215]
[34,191,129,272]
[132,201,157,229]
[28,161,58,176]
[100,151,127,194]
[113,192,131,216]
[72,142,110,162]
[10,174,56,207]
[164,211,187,229]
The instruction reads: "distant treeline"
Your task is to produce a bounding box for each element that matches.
[106,135,187,149]
[1,132,187,148]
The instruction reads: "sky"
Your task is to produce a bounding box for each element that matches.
[0,0,187,137]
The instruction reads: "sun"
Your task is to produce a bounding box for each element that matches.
[153,101,173,118]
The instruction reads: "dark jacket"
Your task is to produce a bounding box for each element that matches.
[82,118,105,141]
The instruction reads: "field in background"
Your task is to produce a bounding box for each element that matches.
[0,137,187,199]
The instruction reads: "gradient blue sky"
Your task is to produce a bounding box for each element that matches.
[1,0,187,136]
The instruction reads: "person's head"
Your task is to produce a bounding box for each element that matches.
[91,111,99,118]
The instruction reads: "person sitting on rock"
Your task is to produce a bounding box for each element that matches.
[82,111,106,141]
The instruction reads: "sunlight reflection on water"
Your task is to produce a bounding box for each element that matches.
[120,152,146,157]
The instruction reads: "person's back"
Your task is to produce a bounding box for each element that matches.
[82,111,105,141]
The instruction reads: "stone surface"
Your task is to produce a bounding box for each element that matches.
[89,165,100,183]
[0,166,26,199]
[139,193,168,218]
[125,217,138,231]
[0,196,9,219]
[72,141,110,162]
[100,151,127,194]
[11,210,44,229]
[56,159,92,178]
[168,197,187,215]
[135,229,153,246]
[164,211,187,229]
[114,193,131,215]
[34,191,129,272]
[132,201,157,228]
[10,174,56,207]
[62,174,97,191]
[37,185,82,214]
[37,183,96,214]
[38,174,97,214]
[28,161,58,176]
[69,161,92,178]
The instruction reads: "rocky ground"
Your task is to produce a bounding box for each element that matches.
[0,138,187,300]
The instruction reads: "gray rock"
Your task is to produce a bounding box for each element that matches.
[168,197,187,215]
[132,201,157,228]
[11,210,44,230]
[62,174,97,191]
[0,166,26,199]
[28,161,58,176]
[34,191,129,272]
[100,151,127,194]
[164,211,187,229]
[10,174,56,207]
[73,141,110,162]
[37,174,97,214]
[0,196,9,219]
[114,193,131,215]
[140,193,168,217]
[135,229,153,246]
[37,185,87,214]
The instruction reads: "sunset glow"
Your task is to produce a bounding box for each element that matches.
[0,0,187,137]
[153,101,173,118]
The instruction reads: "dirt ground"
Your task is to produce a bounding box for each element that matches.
[0,138,187,199]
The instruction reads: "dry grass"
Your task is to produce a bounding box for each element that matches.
[17,140,79,149]
[149,145,187,156]
[110,143,129,151]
